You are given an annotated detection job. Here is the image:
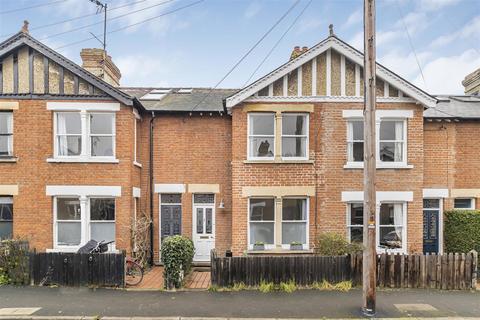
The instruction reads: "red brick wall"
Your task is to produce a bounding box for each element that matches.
[0,99,139,252]
[139,113,232,262]
[231,102,424,255]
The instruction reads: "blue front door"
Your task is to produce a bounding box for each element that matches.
[423,199,440,253]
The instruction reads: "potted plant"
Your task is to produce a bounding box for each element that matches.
[290,241,303,250]
[253,241,265,251]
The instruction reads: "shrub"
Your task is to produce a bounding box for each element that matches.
[444,210,480,253]
[231,282,247,291]
[0,240,30,285]
[259,280,275,293]
[314,232,363,256]
[161,235,194,289]
[279,280,296,293]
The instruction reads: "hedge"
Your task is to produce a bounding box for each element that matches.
[0,240,30,285]
[444,210,480,253]
[161,235,194,289]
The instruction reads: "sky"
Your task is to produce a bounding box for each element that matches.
[0,0,479,94]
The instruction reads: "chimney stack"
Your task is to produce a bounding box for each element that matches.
[462,67,480,95]
[290,46,308,61]
[80,48,121,87]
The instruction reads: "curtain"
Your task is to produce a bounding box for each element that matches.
[394,121,403,162]
[57,114,68,156]
[393,203,403,240]
[347,123,353,161]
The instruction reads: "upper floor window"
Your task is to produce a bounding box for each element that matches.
[248,113,275,159]
[282,114,308,159]
[454,198,475,210]
[379,120,405,163]
[346,118,407,167]
[0,112,13,157]
[347,120,363,162]
[54,112,115,160]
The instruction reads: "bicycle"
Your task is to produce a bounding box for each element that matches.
[125,256,143,286]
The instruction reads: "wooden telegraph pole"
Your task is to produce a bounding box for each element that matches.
[363,0,376,316]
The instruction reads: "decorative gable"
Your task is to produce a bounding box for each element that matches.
[226,36,436,109]
[0,32,132,106]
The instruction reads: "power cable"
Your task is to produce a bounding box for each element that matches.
[0,0,69,15]
[243,0,312,87]
[38,0,176,41]
[190,0,301,111]
[53,0,203,51]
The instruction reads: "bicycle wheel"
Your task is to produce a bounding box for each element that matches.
[125,260,143,286]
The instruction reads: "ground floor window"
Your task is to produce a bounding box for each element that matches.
[249,198,275,247]
[282,198,308,246]
[346,202,406,252]
[0,197,13,239]
[54,196,115,250]
[454,198,475,210]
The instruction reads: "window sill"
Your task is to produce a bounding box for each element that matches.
[0,157,18,163]
[247,248,314,254]
[344,162,413,169]
[47,157,120,164]
[133,161,143,168]
[244,159,314,164]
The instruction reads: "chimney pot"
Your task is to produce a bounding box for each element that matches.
[21,20,29,34]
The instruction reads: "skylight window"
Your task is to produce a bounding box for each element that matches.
[178,88,193,94]
[140,89,171,100]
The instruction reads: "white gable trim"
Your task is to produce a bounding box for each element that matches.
[226,37,436,109]
[246,96,416,104]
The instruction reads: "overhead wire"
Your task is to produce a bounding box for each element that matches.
[243,0,313,87]
[190,0,301,111]
[0,0,69,15]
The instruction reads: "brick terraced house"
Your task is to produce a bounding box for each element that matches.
[1,26,480,263]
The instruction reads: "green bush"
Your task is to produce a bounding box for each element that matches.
[314,232,363,256]
[161,235,194,289]
[444,210,480,253]
[0,240,30,285]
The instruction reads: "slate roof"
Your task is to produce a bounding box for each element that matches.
[424,95,480,119]
[120,87,238,112]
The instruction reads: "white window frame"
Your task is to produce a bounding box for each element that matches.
[346,118,364,166]
[280,197,309,250]
[53,196,116,252]
[247,197,276,250]
[377,202,407,254]
[0,111,14,157]
[281,113,309,161]
[88,197,116,250]
[247,113,275,160]
[377,119,407,166]
[51,111,117,163]
[453,198,475,210]
[346,202,363,243]
[0,196,13,239]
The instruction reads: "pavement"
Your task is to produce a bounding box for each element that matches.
[0,286,479,319]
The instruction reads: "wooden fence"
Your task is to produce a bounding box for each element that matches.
[351,251,478,290]
[31,252,125,287]
[210,250,350,287]
[211,250,478,290]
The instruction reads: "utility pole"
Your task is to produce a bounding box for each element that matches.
[363,0,376,316]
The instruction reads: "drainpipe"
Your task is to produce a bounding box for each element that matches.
[149,111,155,265]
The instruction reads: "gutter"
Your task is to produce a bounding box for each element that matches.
[149,111,155,265]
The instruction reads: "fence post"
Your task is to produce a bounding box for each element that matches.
[471,250,478,290]
[210,249,217,286]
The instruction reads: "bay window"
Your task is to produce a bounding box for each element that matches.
[0,197,13,239]
[248,113,275,159]
[282,114,308,159]
[54,197,115,250]
[346,120,364,162]
[249,198,275,247]
[54,111,115,160]
[0,112,13,157]
[282,198,308,247]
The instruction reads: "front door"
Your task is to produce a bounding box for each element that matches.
[160,194,182,241]
[423,199,440,253]
[193,194,215,262]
